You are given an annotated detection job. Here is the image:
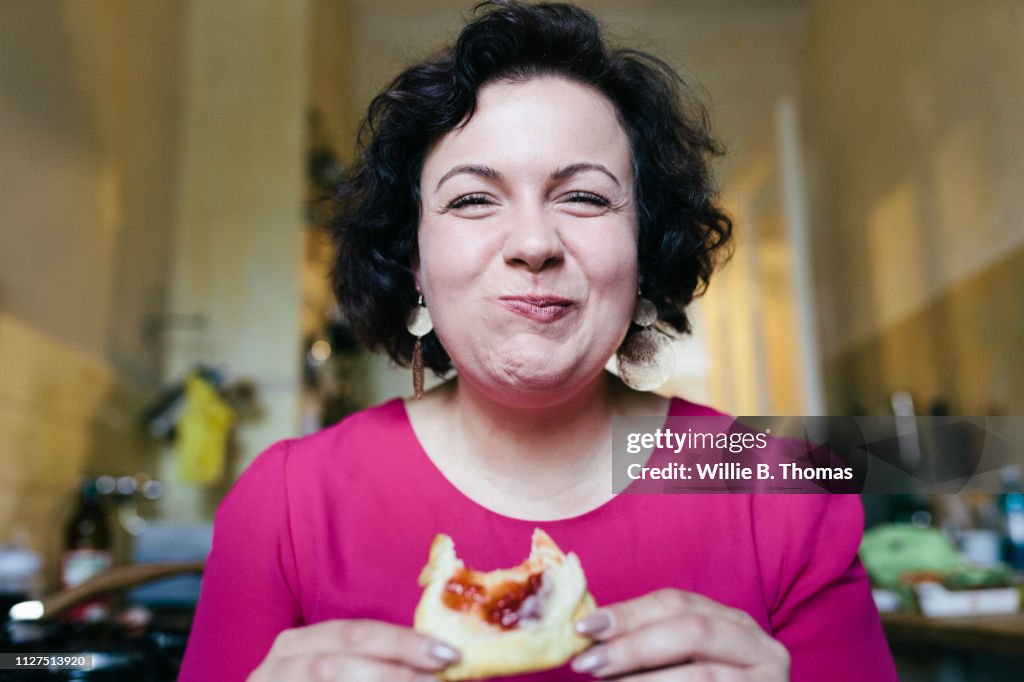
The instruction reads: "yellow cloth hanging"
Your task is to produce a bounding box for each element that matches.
[177,373,235,485]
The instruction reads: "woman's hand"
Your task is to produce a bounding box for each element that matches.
[571,589,789,680]
[246,619,461,682]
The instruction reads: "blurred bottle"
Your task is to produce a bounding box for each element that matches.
[1000,465,1024,570]
[61,477,114,621]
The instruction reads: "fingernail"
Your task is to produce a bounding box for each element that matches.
[426,640,461,664]
[575,611,612,635]
[571,646,608,673]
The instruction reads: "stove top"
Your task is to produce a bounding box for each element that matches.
[1,607,193,681]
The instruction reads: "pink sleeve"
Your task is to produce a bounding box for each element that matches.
[178,441,303,682]
[757,494,897,681]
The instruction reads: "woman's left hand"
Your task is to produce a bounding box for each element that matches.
[571,588,790,680]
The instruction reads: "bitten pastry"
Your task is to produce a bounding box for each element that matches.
[414,529,597,680]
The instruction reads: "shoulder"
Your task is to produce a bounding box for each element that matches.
[222,398,412,505]
[655,400,867,594]
[253,397,409,468]
[288,397,409,457]
[750,493,866,612]
[667,395,729,418]
[750,493,864,554]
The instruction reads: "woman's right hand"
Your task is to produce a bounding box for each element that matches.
[245,619,461,681]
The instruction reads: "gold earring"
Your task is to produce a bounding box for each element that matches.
[615,296,675,391]
[406,295,434,399]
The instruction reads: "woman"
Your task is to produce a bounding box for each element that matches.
[180,2,896,680]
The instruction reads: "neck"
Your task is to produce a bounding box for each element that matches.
[406,372,670,519]
[439,373,631,489]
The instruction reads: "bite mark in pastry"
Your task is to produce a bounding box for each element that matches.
[414,529,596,680]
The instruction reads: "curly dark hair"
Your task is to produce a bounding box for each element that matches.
[330,0,733,377]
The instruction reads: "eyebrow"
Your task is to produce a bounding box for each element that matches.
[552,162,621,188]
[435,165,503,193]
[434,162,621,193]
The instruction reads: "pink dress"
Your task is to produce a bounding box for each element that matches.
[179,397,897,681]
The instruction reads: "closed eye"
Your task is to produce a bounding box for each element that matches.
[447,193,495,210]
[564,191,611,207]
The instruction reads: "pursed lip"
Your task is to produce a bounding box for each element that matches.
[497,295,575,322]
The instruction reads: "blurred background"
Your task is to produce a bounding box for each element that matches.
[0,0,1021,680]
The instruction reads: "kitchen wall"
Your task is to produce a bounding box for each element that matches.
[0,0,310,586]
[0,1,184,386]
[155,0,310,522]
[804,0,1024,414]
[828,247,1023,416]
[0,0,185,586]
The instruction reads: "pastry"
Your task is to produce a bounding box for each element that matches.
[414,529,596,680]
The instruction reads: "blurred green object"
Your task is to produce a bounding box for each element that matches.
[860,524,968,611]
[860,524,1017,612]
[942,564,1016,590]
[860,524,966,589]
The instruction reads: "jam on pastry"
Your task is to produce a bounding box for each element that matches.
[414,529,596,681]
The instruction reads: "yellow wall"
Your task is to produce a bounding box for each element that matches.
[0,0,185,587]
[829,247,1024,415]
[0,0,309,583]
[804,0,1024,413]
[157,0,310,521]
[0,0,184,381]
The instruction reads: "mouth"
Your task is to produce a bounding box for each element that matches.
[497,295,575,323]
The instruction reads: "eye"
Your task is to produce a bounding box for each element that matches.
[446,193,495,210]
[563,191,611,207]
[559,191,613,217]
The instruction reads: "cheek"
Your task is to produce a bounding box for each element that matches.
[417,222,492,293]
[568,226,639,296]
[597,248,638,289]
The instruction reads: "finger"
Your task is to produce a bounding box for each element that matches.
[576,589,759,642]
[268,620,460,671]
[572,612,772,677]
[256,652,439,682]
[614,663,747,682]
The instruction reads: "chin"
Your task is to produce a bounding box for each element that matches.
[478,358,596,407]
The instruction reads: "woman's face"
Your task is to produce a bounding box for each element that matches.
[415,76,638,404]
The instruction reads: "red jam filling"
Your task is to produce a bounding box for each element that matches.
[442,570,544,630]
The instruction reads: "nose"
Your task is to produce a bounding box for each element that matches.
[501,204,564,272]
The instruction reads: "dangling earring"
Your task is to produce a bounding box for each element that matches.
[406,294,434,400]
[615,295,675,391]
